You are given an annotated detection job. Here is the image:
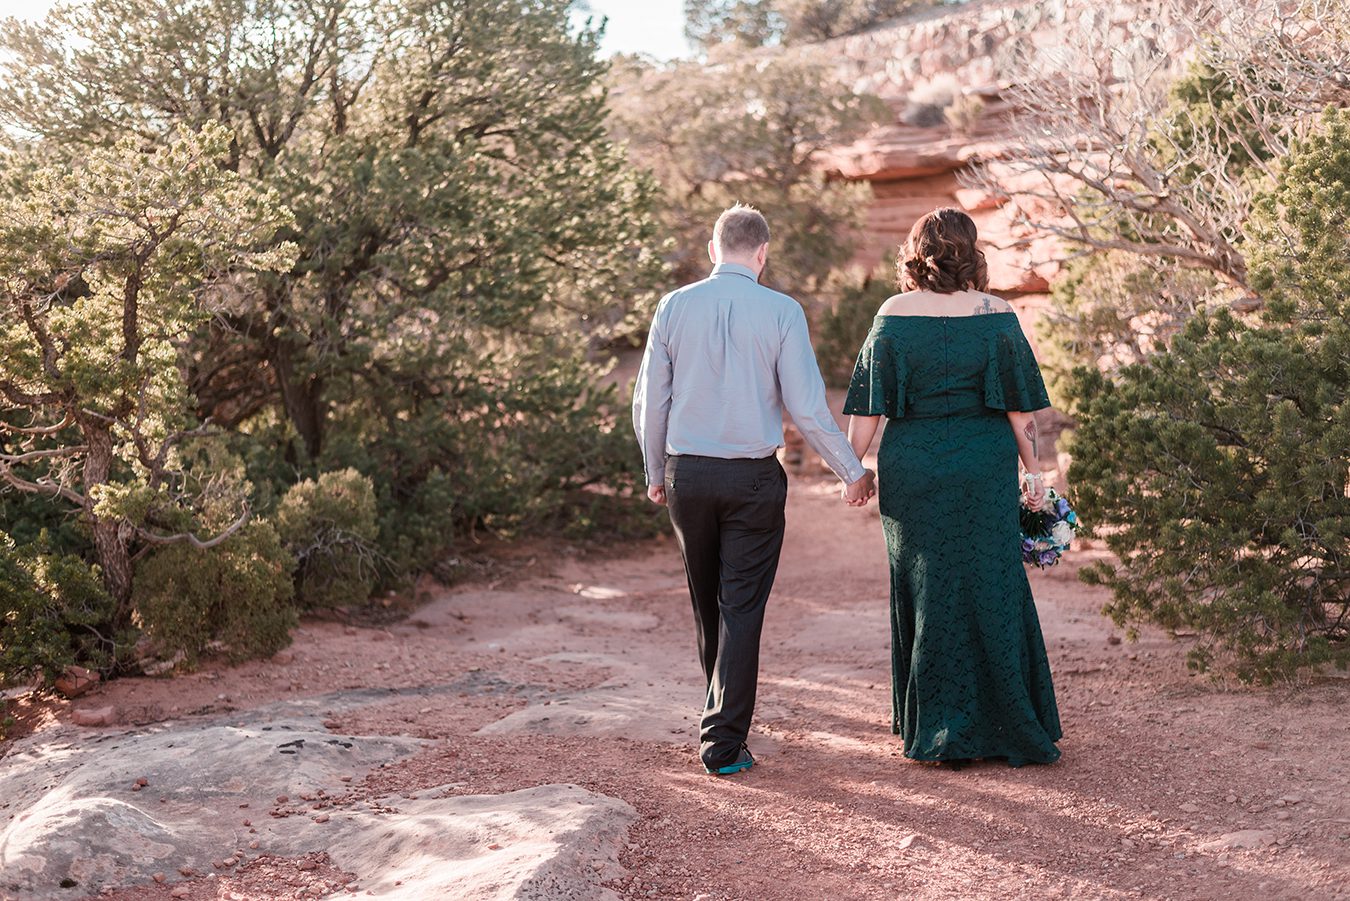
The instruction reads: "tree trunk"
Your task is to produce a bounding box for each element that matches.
[268,338,326,461]
[80,422,134,614]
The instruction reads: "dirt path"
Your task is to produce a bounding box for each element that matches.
[28,462,1347,901]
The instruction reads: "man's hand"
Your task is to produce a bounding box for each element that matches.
[843,469,876,507]
[647,484,667,506]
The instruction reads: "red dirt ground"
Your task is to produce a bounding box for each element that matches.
[18,462,1344,901]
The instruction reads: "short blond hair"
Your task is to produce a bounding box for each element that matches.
[713,203,770,254]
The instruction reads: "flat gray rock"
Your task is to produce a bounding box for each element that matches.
[0,699,634,900]
[325,784,635,900]
[476,678,701,744]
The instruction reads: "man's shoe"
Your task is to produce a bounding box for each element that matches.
[704,745,754,775]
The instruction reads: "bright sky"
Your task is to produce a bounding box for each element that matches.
[1,0,695,60]
[0,0,57,20]
[573,0,693,60]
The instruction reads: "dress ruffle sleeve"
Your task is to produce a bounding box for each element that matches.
[844,328,908,418]
[983,321,1051,412]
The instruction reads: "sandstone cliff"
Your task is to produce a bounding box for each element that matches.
[815,0,1194,298]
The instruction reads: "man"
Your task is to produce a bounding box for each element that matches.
[632,203,876,776]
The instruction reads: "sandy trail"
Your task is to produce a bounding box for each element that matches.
[22,458,1347,901]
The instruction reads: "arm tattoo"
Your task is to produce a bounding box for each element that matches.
[1023,420,1039,459]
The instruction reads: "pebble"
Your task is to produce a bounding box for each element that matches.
[1198,829,1277,851]
[1178,802,1200,813]
[178,865,194,877]
[313,813,330,823]
[152,873,166,883]
[1226,795,1237,803]
[170,888,190,899]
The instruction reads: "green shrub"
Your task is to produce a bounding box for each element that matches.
[274,468,381,608]
[0,532,118,686]
[1038,251,1220,407]
[132,521,297,668]
[317,346,660,581]
[814,278,894,388]
[1066,110,1350,682]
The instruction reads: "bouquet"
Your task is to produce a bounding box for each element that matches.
[1019,487,1080,568]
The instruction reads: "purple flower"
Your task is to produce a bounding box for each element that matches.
[1056,498,1071,517]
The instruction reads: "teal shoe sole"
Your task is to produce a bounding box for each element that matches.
[704,758,754,775]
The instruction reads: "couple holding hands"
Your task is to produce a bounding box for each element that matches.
[633,204,1062,775]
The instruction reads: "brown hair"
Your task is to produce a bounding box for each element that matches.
[897,207,989,293]
[713,203,770,254]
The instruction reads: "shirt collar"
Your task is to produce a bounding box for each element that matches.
[711,262,759,283]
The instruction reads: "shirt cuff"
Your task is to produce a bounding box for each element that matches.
[840,458,867,485]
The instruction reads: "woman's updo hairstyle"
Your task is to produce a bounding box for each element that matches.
[897,207,989,293]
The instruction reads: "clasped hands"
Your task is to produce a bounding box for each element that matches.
[843,469,877,507]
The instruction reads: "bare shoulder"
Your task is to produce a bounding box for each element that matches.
[972,293,1014,315]
[875,291,925,316]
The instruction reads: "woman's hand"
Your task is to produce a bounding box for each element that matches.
[1021,472,1047,509]
[843,469,877,507]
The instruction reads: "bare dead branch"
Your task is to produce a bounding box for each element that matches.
[134,505,251,550]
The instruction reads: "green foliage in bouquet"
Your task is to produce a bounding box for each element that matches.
[1066,109,1350,682]
[275,469,381,609]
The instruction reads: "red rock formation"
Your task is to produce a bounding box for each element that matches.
[814,0,1171,297]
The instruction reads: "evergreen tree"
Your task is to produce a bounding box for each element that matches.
[1067,109,1350,681]
[608,49,884,300]
[0,0,667,577]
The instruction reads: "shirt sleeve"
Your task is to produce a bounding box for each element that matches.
[632,297,674,486]
[777,305,867,485]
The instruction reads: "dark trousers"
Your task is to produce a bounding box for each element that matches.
[664,453,787,768]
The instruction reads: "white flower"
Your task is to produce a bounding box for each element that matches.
[1051,521,1075,547]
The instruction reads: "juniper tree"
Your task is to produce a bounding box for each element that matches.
[0,0,666,573]
[0,124,295,611]
[1067,109,1350,681]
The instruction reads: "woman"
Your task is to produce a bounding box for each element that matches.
[844,207,1062,767]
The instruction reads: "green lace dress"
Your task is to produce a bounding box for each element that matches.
[844,312,1062,767]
